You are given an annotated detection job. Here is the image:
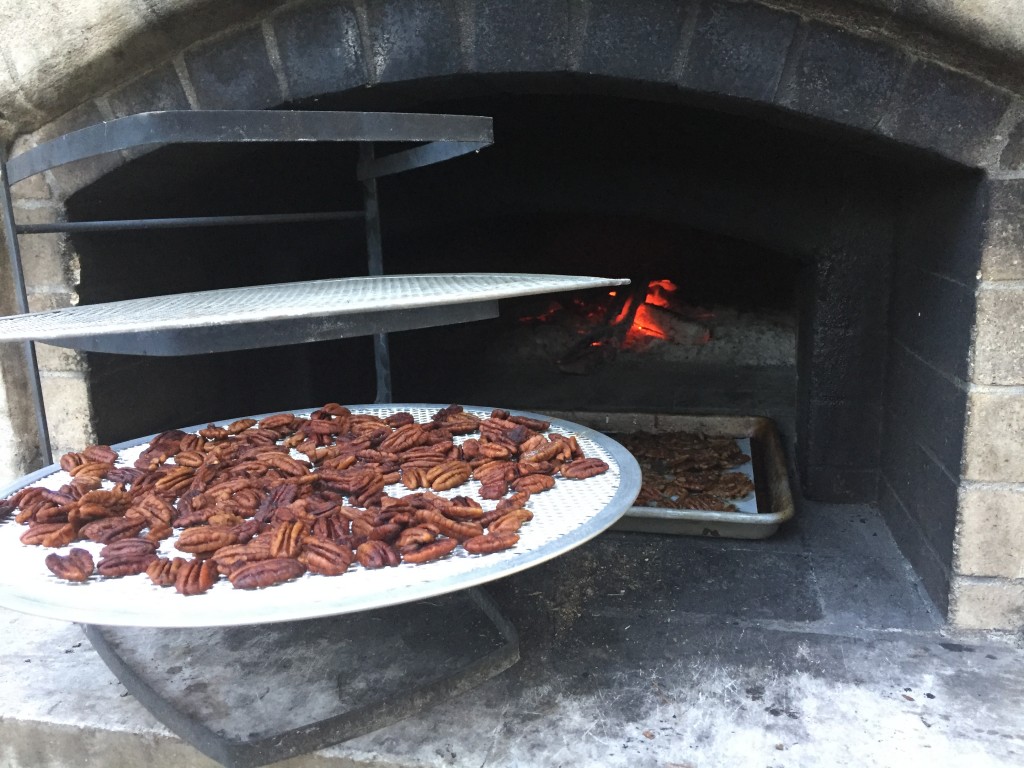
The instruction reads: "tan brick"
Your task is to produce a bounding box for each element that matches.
[972,286,1024,385]
[9,205,71,289]
[34,343,87,373]
[957,485,1024,578]
[26,290,76,313]
[39,372,95,454]
[963,391,1024,482]
[949,577,1024,630]
[980,216,1024,281]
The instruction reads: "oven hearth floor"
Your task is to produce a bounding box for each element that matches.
[3,500,1023,768]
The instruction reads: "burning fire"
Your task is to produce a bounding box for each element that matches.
[519,278,712,353]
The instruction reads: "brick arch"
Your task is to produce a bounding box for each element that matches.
[69,0,1011,176]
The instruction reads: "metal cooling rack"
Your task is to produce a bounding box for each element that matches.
[0,274,629,355]
[0,405,641,628]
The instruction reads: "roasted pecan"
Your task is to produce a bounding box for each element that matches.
[175,558,219,595]
[384,412,415,428]
[146,557,187,587]
[488,508,534,533]
[561,458,610,479]
[355,540,401,569]
[379,423,429,453]
[401,467,429,490]
[395,526,437,549]
[97,550,158,578]
[511,474,556,494]
[174,450,206,468]
[401,537,457,564]
[211,539,273,575]
[44,548,94,582]
[508,414,551,432]
[68,461,114,480]
[463,532,519,554]
[21,522,77,547]
[270,521,308,558]
[298,536,353,576]
[59,452,84,472]
[175,525,238,555]
[479,481,508,500]
[496,491,531,513]
[228,558,306,589]
[415,508,483,542]
[80,517,145,544]
[425,460,472,492]
[100,539,159,560]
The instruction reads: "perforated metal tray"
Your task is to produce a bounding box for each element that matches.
[0,274,629,355]
[0,405,641,627]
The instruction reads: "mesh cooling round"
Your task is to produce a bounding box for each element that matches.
[0,405,640,627]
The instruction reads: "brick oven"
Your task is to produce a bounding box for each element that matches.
[0,0,1023,634]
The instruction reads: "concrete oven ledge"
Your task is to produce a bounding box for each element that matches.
[3,502,1024,768]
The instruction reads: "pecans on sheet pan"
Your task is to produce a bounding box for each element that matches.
[5,404,611,595]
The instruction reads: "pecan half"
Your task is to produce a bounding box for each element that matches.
[79,517,145,544]
[97,550,158,578]
[561,458,610,479]
[175,559,219,596]
[175,525,238,555]
[269,520,308,558]
[488,508,534,533]
[44,548,94,582]
[355,540,401,569]
[511,474,556,494]
[463,532,519,554]
[298,536,353,576]
[228,558,306,589]
[401,537,457,564]
[146,557,187,587]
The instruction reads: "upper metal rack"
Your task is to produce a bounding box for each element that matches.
[0,110,628,464]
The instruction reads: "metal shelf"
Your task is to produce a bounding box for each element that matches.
[0,273,627,355]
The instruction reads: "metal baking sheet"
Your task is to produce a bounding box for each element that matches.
[0,405,641,628]
[546,412,794,539]
[0,273,630,355]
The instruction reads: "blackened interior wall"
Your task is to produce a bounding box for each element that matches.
[881,173,985,610]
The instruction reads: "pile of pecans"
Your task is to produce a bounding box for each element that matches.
[1,405,609,596]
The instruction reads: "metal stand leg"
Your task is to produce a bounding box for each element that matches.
[360,142,392,404]
[0,148,51,466]
[81,588,519,768]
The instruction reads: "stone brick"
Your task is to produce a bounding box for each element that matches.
[957,485,1024,578]
[881,59,1011,166]
[9,205,71,290]
[963,390,1024,482]
[678,0,798,102]
[473,0,570,72]
[949,577,1024,630]
[184,24,281,109]
[38,372,95,455]
[981,179,1024,281]
[34,344,87,374]
[777,21,905,130]
[366,0,461,83]
[31,101,123,197]
[578,0,691,80]
[25,291,75,313]
[972,285,1024,385]
[1001,114,1024,170]
[106,63,191,117]
[271,0,368,101]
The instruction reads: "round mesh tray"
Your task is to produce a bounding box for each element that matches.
[0,405,640,627]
